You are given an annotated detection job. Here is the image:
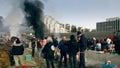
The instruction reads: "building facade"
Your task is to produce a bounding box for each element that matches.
[96,17,120,32]
[44,15,68,33]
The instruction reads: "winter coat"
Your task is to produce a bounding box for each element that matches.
[42,42,54,59]
[58,40,68,52]
[68,39,79,56]
[12,43,24,55]
[78,35,87,52]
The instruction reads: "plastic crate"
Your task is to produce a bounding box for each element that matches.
[25,55,32,61]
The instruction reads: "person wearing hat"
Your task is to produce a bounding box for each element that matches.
[77,31,87,68]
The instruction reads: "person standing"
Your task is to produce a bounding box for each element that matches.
[68,35,79,68]
[31,38,36,57]
[58,36,68,67]
[42,36,55,68]
[11,37,24,66]
[52,36,59,61]
[77,31,87,68]
[37,38,43,57]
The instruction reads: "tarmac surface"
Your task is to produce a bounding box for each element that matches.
[10,48,120,68]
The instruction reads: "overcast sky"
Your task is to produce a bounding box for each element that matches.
[0,0,120,29]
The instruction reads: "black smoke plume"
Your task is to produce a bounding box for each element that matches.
[24,0,45,39]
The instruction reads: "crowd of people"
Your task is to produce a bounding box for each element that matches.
[30,31,120,68]
[1,31,120,68]
[87,35,120,54]
[0,31,87,68]
[39,31,87,68]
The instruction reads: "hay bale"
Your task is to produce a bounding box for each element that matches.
[0,49,10,68]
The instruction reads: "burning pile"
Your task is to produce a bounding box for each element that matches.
[3,0,45,39]
[23,0,45,39]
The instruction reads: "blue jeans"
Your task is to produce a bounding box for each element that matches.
[79,52,85,68]
[69,55,77,68]
[37,48,42,57]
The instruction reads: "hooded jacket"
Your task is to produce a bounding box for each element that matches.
[12,43,24,55]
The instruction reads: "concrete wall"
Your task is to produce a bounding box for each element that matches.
[54,32,114,39]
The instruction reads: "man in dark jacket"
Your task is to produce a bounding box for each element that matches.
[68,35,79,68]
[42,36,55,68]
[58,36,68,67]
[31,38,36,57]
[12,37,24,66]
[77,31,87,68]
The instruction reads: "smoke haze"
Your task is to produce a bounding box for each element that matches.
[3,0,25,37]
[2,0,45,39]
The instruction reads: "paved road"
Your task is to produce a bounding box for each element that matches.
[12,48,120,68]
[86,50,120,68]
